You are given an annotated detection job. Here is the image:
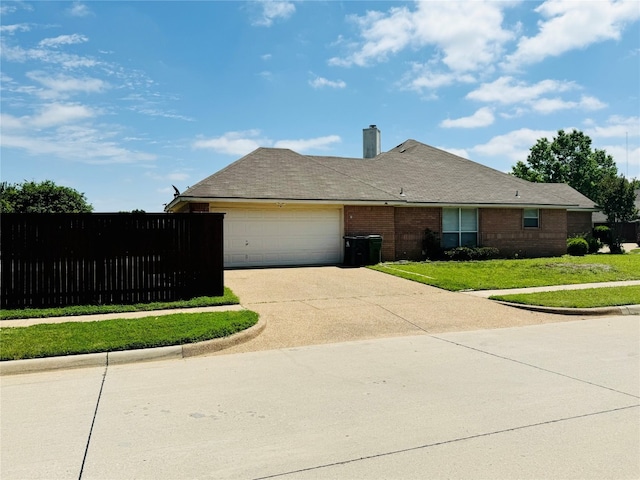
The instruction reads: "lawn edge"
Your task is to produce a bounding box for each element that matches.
[494,301,640,317]
[0,315,266,376]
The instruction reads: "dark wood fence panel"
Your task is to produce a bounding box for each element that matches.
[1,213,224,309]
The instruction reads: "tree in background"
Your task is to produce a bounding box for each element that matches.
[511,129,618,202]
[598,176,638,253]
[0,180,93,213]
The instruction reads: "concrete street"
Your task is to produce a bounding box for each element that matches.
[1,266,639,479]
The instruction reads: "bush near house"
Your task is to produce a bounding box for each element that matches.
[443,246,501,261]
[567,237,589,256]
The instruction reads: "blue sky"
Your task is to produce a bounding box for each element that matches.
[1,1,639,212]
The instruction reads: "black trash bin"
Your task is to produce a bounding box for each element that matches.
[344,236,368,266]
[366,235,382,264]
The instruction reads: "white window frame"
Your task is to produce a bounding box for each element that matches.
[442,208,478,248]
[523,208,540,228]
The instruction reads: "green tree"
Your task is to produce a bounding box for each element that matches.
[599,175,638,253]
[0,180,93,213]
[511,130,618,202]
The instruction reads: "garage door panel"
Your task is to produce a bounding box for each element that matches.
[223,208,341,268]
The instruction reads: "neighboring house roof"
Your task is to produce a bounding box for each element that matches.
[593,188,640,223]
[167,139,598,211]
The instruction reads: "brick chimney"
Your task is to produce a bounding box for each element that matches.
[363,125,381,158]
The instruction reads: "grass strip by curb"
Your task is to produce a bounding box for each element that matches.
[489,285,640,309]
[0,310,258,361]
[0,288,239,320]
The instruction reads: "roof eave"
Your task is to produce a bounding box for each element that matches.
[166,196,598,211]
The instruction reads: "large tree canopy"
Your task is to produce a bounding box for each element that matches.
[511,129,618,202]
[0,180,93,213]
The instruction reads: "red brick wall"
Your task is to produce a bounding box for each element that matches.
[567,211,593,237]
[344,206,395,261]
[480,208,567,257]
[394,207,440,260]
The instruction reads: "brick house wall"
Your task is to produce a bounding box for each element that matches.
[344,205,395,261]
[567,211,593,237]
[480,208,567,257]
[346,205,569,261]
[393,207,440,260]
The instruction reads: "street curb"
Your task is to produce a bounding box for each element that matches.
[0,315,266,376]
[495,302,640,316]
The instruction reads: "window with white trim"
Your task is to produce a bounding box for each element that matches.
[523,208,539,228]
[442,208,478,249]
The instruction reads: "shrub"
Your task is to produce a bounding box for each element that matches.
[422,228,443,260]
[572,232,600,253]
[586,235,601,254]
[593,225,611,244]
[444,246,500,261]
[567,237,589,256]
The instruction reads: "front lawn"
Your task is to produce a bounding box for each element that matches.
[0,287,239,320]
[1,310,259,361]
[370,254,640,291]
[490,285,640,308]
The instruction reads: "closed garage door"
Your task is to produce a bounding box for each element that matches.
[223,208,342,268]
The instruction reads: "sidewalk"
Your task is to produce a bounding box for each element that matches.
[0,304,245,328]
[463,279,640,298]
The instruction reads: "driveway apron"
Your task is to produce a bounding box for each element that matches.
[220,266,579,355]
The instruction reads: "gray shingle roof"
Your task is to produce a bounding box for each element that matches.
[171,140,597,210]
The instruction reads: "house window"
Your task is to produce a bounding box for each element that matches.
[442,208,478,249]
[524,208,539,228]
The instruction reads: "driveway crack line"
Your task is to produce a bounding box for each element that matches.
[78,359,109,480]
[252,404,639,479]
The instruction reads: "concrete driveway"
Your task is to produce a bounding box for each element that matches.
[220,266,583,355]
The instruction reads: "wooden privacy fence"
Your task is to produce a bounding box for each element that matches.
[1,213,224,309]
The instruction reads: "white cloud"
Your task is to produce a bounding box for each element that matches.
[274,135,341,151]
[330,2,514,72]
[471,128,555,162]
[39,34,88,48]
[437,146,469,158]
[252,1,296,27]
[1,40,99,68]
[467,76,605,115]
[585,115,640,138]
[68,2,92,17]
[31,103,97,127]
[0,24,31,34]
[440,107,494,128]
[401,63,476,93]
[467,76,576,104]
[26,71,107,99]
[193,130,266,155]
[530,95,607,114]
[309,75,346,89]
[1,125,156,164]
[192,130,341,155]
[504,0,640,69]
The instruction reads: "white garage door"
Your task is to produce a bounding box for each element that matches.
[223,208,342,268]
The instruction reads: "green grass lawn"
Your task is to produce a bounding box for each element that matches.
[1,310,258,361]
[370,254,640,291]
[490,285,640,308]
[0,287,239,320]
